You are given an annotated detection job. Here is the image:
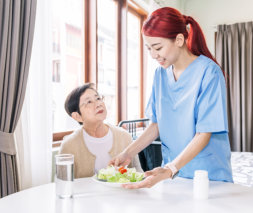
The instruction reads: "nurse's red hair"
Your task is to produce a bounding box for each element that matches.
[142,7,223,75]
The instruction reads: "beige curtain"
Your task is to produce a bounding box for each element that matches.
[0,0,37,197]
[215,22,253,152]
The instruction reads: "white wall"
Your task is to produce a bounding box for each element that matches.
[154,0,181,9]
[182,0,253,54]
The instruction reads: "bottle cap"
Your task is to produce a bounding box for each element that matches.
[194,170,208,178]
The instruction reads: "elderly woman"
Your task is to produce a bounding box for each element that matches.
[59,83,142,178]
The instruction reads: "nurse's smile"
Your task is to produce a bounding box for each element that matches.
[157,58,166,65]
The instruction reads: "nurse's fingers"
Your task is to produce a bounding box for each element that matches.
[123,169,169,189]
[122,176,154,189]
[108,159,114,166]
[108,157,118,166]
[114,158,120,167]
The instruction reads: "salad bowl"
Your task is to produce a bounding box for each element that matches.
[92,175,132,188]
[92,166,144,188]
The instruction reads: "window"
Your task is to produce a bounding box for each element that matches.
[52,0,148,144]
[52,60,61,82]
[51,0,85,133]
[127,11,141,120]
[97,0,117,124]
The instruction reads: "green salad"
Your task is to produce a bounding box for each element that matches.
[97,166,144,183]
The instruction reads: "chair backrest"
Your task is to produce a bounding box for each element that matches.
[118,118,150,140]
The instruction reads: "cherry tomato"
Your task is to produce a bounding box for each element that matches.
[118,166,124,172]
[120,169,127,174]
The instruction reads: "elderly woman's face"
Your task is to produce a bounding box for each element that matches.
[78,88,107,123]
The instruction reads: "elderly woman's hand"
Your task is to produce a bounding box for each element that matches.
[122,167,173,189]
[108,151,132,167]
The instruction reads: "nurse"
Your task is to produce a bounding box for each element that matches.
[109,7,233,188]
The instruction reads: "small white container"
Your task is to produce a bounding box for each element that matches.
[193,170,209,200]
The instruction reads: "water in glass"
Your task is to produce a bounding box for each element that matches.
[55,154,74,198]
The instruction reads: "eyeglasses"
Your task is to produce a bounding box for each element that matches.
[79,95,105,108]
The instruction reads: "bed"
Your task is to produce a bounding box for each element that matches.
[231,152,253,187]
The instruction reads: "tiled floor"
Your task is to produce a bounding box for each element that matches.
[231,152,253,187]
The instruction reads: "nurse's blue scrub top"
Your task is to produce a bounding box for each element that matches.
[145,55,233,182]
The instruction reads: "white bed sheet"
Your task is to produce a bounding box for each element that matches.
[231,152,253,187]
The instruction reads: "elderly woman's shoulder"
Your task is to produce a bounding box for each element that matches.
[61,128,83,148]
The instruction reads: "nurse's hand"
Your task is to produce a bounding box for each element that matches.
[122,167,172,189]
[108,151,132,167]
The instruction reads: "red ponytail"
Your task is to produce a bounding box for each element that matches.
[142,7,224,76]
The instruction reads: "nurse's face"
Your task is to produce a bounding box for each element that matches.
[143,35,182,69]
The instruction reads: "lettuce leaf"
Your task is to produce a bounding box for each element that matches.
[97,166,144,183]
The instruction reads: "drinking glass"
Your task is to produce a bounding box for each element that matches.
[55,197,73,213]
[55,154,74,198]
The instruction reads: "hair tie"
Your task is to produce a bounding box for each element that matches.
[183,15,190,25]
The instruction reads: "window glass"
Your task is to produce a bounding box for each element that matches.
[127,12,141,119]
[97,0,117,124]
[51,0,84,132]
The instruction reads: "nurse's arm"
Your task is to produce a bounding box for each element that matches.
[171,132,211,170]
[125,122,159,158]
[122,132,211,189]
[109,123,159,167]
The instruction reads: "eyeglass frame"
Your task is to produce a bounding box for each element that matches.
[79,94,105,109]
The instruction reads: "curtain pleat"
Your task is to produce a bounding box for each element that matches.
[0,153,7,196]
[0,153,19,197]
[216,22,253,152]
[0,0,37,198]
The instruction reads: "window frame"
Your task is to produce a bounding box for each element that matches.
[127,2,147,119]
[52,0,148,145]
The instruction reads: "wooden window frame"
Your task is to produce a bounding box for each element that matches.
[53,0,148,146]
[127,1,147,119]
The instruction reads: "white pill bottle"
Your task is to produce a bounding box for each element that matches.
[193,170,209,200]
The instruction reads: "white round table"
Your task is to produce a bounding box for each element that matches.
[0,177,252,213]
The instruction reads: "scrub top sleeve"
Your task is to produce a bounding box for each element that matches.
[145,74,157,123]
[195,65,228,133]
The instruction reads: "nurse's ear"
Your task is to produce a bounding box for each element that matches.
[175,33,185,47]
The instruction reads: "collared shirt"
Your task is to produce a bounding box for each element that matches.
[145,55,233,182]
